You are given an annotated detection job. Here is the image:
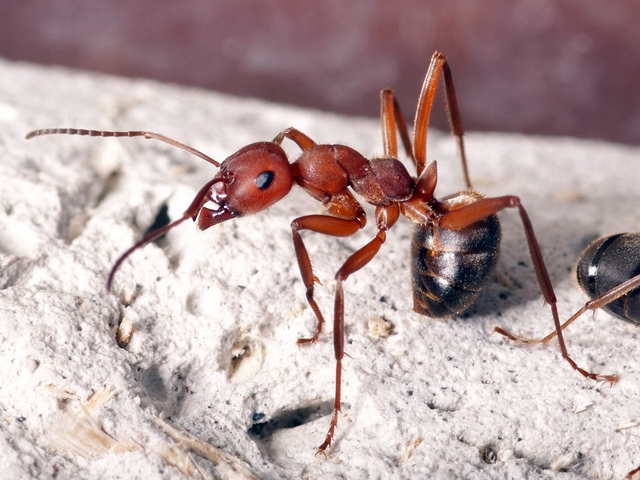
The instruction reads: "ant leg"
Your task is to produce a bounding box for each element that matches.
[380,89,414,161]
[107,179,217,290]
[292,214,364,345]
[413,52,471,188]
[439,195,616,383]
[108,214,192,291]
[317,204,397,455]
[318,221,390,456]
[627,464,640,479]
[273,127,317,151]
[500,273,640,345]
[290,191,367,345]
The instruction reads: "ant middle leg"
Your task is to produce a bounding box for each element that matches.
[273,127,317,151]
[381,52,471,187]
[413,52,471,187]
[293,201,397,455]
[380,89,414,161]
[317,204,397,455]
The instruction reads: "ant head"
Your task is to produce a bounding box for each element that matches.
[108,141,294,290]
[205,141,294,221]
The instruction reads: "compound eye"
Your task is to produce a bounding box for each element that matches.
[255,170,275,190]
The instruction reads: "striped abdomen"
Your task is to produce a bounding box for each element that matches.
[411,197,501,317]
[576,232,640,324]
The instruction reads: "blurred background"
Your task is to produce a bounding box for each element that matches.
[1,0,638,145]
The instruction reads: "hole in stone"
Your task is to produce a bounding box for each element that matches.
[144,203,171,243]
[481,444,498,464]
[228,338,264,384]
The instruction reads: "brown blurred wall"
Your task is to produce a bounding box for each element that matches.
[1,1,639,145]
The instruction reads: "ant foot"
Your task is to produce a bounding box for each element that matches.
[297,334,320,347]
[493,326,547,345]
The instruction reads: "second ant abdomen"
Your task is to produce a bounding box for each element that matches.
[411,194,501,317]
[576,232,640,324]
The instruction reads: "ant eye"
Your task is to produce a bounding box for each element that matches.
[255,171,275,190]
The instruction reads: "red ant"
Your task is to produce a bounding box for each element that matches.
[26,52,615,456]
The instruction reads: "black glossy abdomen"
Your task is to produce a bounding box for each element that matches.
[576,232,640,324]
[411,213,501,318]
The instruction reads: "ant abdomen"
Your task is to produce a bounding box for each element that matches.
[576,232,640,324]
[411,193,501,317]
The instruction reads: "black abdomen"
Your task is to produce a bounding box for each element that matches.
[411,213,501,318]
[576,232,640,324]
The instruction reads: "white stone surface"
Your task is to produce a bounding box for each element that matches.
[1,57,640,479]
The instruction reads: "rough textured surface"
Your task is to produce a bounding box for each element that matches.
[1,57,640,479]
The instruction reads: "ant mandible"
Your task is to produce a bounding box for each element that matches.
[25,52,615,456]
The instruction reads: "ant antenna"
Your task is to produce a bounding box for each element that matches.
[26,128,221,167]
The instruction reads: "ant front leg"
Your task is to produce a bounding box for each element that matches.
[107,179,218,290]
[439,195,616,383]
[291,191,367,346]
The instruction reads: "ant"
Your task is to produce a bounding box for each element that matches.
[25,52,614,456]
